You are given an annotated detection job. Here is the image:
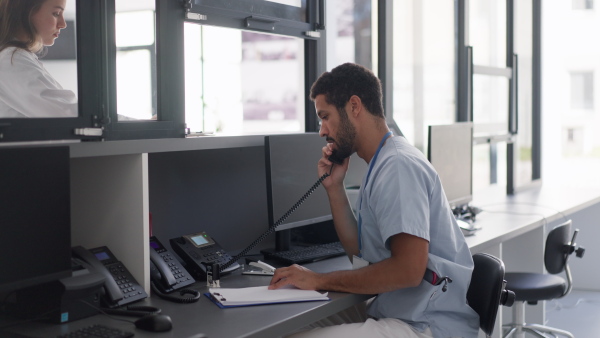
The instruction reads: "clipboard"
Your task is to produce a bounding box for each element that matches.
[205,286,329,309]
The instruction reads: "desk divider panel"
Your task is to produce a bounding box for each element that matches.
[70,153,150,292]
[148,147,271,257]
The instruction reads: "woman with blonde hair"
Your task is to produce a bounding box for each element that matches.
[0,0,77,118]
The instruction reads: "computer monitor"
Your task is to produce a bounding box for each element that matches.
[264,133,333,250]
[427,122,474,210]
[0,146,72,293]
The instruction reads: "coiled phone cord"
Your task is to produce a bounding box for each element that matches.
[220,170,331,272]
[150,281,201,303]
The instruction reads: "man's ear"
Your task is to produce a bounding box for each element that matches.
[348,95,362,117]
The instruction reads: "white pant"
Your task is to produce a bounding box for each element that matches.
[287,318,433,338]
[285,301,433,338]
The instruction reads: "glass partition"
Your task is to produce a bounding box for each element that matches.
[472,74,509,136]
[0,0,78,119]
[184,24,305,135]
[473,141,507,192]
[392,0,455,152]
[469,0,507,67]
[115,0,156,121]
[325,0,376,72]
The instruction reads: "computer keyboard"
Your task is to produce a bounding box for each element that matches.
[263,242,346,264]
[57,324,134,338]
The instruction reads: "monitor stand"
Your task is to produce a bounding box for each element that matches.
[265,221,338,254]
[275,230,291,252]
[259,230,291,259]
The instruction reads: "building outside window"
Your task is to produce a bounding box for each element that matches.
[570,71,594,110]
[325,0,376,72]
[572,0,594,10]
[184,25,305,135]
[391,0,455,153]
[115,4,156,121]
[544,1,600,187]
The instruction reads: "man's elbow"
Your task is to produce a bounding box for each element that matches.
[405,266,427,288]
[406,274,424,288]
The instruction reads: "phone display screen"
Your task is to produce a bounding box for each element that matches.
[94,251,111,261]
[191,235,208,246]
[185,232,215,248]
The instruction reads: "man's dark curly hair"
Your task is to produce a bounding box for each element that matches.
[310,62,384,118]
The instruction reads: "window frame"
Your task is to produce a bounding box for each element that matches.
[101,0,186,140]
[91,0,326,140]
[185,0,321,39]
[455,0,541,194]
[0,0,543,195]
[182,0,325,134]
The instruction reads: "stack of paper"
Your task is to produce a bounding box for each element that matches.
[206,285,330,308]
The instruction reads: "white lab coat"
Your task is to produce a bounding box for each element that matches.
[0,47,77,118]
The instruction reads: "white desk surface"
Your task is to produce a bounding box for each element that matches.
[467,183,600,251]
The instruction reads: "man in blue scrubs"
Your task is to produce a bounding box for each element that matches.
[269,63,479,337]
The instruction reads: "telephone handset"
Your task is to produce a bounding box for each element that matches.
[328,150,346,165]
[149,236,201,303]
[149,236,196,292]
[72,245,148,308]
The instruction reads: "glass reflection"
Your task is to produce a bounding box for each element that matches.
[472,74,509,135]
[184,24,304,135]
[115,0,156,121]
[392,0,455,153]
[325,0,374,70]
[469,0,507,67]
[0,0,78,118]
[472,142,507,192]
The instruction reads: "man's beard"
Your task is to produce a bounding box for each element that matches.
[331,107,356,160]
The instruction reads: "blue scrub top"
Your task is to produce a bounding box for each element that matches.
[357,136,479,337]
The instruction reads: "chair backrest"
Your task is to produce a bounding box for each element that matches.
[544,220,572,275]
[467,253,507,337]
[544,219,586,297]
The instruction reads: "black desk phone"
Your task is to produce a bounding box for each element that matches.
[170,231,240,279]
[149,236,196,293]
[72,245,148,308]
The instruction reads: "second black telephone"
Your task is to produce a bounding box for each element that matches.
[149,236,196,293]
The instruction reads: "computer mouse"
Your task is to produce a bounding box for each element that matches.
[134,314,173,332]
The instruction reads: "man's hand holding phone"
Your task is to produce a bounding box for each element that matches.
[319,143,348,190]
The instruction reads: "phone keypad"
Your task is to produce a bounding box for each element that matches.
[199,248,232,264]
[159,252,195,287]
[107,263,147,304]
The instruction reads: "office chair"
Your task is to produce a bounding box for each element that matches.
[503,220,585,338]
[467,253,516,338]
